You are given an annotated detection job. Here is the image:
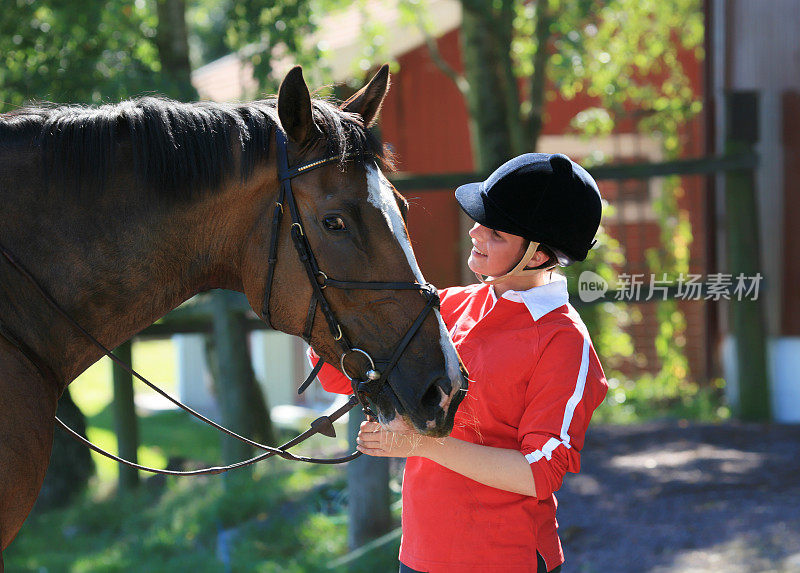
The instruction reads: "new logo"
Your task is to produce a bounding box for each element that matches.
[578,271,608,303]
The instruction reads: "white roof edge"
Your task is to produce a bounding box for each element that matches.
[192,0,461,100]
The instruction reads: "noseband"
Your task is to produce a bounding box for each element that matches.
[263,130,441,416]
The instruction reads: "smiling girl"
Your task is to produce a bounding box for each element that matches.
[311,153,608,572]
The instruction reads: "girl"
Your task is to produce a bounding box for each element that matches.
[310,152,608,572]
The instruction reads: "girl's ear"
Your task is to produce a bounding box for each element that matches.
[522,244,554,271]
[340,64,390,127]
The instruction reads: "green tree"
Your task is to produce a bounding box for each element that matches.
[406,0,702,169]
[405,0,704,408]
[0,0,163,108]
[0,0,203,108]
[155,0,197,100]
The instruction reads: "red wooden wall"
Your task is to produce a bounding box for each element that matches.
[380,30,473,288]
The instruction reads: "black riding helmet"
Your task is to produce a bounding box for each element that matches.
[455,153,602,265]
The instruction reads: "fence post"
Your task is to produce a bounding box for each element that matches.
[112,340,140,489]
[210,291,255,479]
[208,290,275,483]
[724,91,771,421]
[347,407,392,550]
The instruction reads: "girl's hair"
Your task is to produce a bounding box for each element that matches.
[537,244,559,269]
[523,243,561,272]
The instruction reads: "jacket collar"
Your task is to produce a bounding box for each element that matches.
[489,273,569,321]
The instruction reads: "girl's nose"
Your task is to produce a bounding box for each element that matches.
[468,222,485,239]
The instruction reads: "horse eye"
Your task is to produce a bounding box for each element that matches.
[323,215,347,232]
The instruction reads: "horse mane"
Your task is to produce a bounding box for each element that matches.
[0,96,392,199]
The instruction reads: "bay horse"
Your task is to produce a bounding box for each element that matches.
[0,65,467,562]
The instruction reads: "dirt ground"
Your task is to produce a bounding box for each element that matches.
[556,421,800,573]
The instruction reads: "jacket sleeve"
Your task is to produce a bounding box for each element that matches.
[306,347,352,395]
[517,327,608,500]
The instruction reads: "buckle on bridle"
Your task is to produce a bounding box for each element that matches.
[418,283,440,306]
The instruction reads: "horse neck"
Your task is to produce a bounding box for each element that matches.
[1,168,276,388]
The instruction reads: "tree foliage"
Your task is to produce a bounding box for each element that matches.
[406,0,704,390]
[0,0,367,109]
[402,0,702,169]
[551,0,704,156]
[0,0,165,108]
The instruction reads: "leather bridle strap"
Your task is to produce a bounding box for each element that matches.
[356,285,440,398]
[263,130,443,418]
[288,219,351,345]
[273,130,356,346]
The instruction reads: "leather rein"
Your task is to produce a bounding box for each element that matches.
[0,128,441,476]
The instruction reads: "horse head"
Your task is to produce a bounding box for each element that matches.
[240,66,468,437]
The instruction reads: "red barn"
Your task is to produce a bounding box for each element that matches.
[193,0,710,390]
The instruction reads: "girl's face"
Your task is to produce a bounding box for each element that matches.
[467,222,528,277]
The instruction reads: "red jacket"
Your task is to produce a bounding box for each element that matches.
[309,275,607,572]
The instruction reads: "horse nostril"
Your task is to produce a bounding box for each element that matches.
[420,381,444,413]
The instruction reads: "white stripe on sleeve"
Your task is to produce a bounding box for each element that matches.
[525,335,590,465]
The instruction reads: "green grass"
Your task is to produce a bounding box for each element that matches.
[71,339,177,416]
[6,339,402,572]
[67,339,191,483]
[6,462,402,572]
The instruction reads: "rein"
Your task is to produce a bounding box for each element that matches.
[0,127,442,476]
[0,243,361,473]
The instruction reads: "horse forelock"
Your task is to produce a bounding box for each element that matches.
[0,96,392,200]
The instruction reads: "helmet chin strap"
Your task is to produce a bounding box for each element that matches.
[474,241,546,285]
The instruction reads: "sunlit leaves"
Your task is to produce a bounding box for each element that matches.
[558,0,704,159]
[572,107,614,136]
[0,0,170,109]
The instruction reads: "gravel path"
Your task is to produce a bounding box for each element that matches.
[556,421,800,573]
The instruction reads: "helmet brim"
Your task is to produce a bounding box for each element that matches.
[454,182,487,225]
[455,182,533,239]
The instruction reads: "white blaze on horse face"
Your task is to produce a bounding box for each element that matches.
[365,165,463,394]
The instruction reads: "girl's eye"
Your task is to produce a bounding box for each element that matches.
[323,216,347,232]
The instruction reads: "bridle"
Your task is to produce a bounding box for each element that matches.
[0,128,445,476]
[263,129,442,416]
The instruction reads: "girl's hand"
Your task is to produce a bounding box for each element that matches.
[355,420,431,458]
[356,422,538,497]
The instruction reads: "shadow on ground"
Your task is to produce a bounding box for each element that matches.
[558,421,800,573]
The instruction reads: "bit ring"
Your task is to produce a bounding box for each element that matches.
[340,348,379,382]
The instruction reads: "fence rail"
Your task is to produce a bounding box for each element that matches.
[135,152,757,335]
[388,153,757,191]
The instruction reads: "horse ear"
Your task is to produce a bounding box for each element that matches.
[278,66,322,144]
[341,64,390,128]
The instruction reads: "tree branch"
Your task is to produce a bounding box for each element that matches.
[524,0,553,149]
[495,0,525,154]
[417,13,470,97]
[460,0,493,19]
